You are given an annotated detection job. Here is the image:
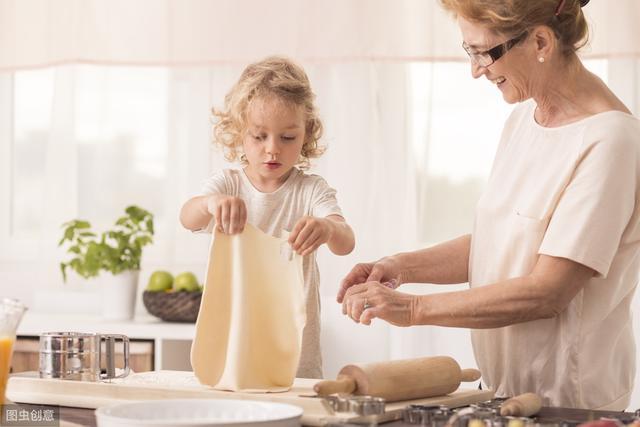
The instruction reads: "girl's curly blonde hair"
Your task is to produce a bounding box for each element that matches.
[212,56,325,170]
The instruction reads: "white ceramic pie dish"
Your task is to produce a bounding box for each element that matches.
[95,398,303,427]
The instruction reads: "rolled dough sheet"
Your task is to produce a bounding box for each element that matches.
[191,223,306,392]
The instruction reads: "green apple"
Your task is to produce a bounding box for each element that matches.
[147,270,173,292]
[174,272,200,292]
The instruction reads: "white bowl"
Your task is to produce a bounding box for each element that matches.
[95,399,303,427]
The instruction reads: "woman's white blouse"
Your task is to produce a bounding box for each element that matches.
[470,99,640,410]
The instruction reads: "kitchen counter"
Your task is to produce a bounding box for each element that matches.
[46,404,637,427]
[17,312,196,341]
[9,371,638,426]
[6,372,494,426]
[16,312,195,371]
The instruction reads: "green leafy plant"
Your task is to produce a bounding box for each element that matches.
[59,205,154,282]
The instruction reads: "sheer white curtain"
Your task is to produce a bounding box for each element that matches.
[1,0,638,68]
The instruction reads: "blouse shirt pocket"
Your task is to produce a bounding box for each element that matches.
[510,209,552,276]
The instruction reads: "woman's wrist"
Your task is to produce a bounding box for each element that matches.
[409,294,421,325]
[386,252,410,285]
[410,294,430,325]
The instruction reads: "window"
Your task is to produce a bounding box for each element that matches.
[0,59,622,264]
[13,69,54,237]
[409,59,609,245]
[7,66,170,244]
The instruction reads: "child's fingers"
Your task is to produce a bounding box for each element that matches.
[215,204,224,233]
[228,202,242,234]
[288,218,306,244]
[291,222,313,250]
[220,203,231,234]
[300,234,322,256]
[296,228,319,254]
[238,202,247,233]
[227,203,237,234]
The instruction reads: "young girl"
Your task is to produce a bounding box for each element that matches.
[180,56,355,379]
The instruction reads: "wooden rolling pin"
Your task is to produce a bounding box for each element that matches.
[314,356,481,402]
[500,392,543,417]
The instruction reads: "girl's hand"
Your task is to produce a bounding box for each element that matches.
[337,257,402,303]
[208,195,247,234]
[342,281,417,326]
[288,216,333,256]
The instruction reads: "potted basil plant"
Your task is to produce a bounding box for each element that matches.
[59,205,154,320]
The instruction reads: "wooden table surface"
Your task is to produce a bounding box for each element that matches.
[47,404,636,427]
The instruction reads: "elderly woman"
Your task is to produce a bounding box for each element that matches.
[338,0,640,410]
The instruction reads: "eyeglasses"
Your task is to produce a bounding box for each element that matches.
[462,32,528,67]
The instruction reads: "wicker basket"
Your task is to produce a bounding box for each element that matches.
[142,290,202,323]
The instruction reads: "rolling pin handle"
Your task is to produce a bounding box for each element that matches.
[500,392,543,417]
[314,374,357,396]
[460,368,482,382]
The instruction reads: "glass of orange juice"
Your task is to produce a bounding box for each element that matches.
[0,298,27,406]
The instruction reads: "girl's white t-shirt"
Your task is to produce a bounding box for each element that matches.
[201,167,343,379]
[470,99,640,410]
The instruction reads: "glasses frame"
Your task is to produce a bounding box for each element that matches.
[462,31,529,67]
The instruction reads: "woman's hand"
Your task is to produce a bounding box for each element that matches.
[337,257,402,303]
[288,216,333,256]
[208,195,247,234]
[342,281,418,326]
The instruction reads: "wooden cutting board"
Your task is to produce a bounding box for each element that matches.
[7,371,494,426]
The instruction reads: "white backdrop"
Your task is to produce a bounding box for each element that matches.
[0,0,639,69]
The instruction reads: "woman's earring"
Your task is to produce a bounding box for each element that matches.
[240,153,247,162]
[538,57,545,63]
